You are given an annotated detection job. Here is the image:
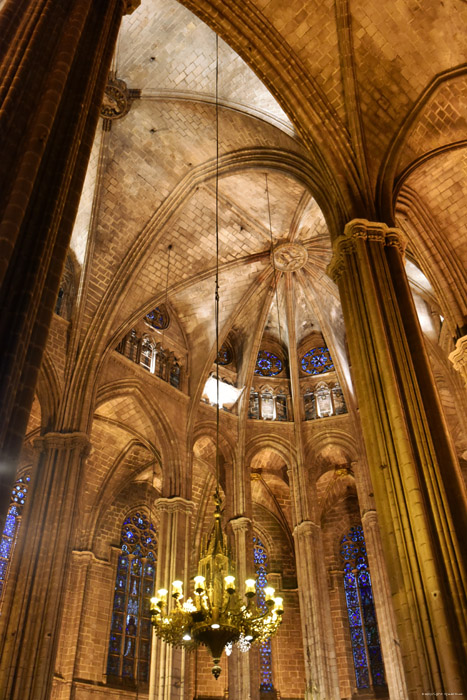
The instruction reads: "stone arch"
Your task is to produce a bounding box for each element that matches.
[95,378,182,497]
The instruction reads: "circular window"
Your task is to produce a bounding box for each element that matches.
[254,350,283,376]
[301,347,334,375]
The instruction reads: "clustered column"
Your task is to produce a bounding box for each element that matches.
[0,432,91,700]
[328,218,467,696]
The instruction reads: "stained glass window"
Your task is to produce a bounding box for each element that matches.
[253,535,274,693]
[0,473,31,601]
[340,526,386,689]
[145,305,169,330]
[255,350,283,377]
[107,512,157,684]
[301,346,334,375]
[216,343,232,366]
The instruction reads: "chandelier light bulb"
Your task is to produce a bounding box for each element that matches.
[274,597,284,614]
[183,632,192,641]
[157,588,168,601]
[211,623,220,629]
[172,580,183,598]
[245,579,256,596]
[264,586,275,605]
[194,575,206,593]
[224,575,235,593]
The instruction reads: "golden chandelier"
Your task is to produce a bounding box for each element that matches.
[151,491,284,679]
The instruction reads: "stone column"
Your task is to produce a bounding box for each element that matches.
[228,515,257,700]
[0,0,138,528]
[449,335,467,388]
[328,219,467,696]
[293,520,341,700]
[283,273,340,700]
[0,431,90,700]
[351,459,407,700]
[148,497,194,700]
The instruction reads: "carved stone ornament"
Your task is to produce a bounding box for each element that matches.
[272,242,308,271]
[100,78,131,121]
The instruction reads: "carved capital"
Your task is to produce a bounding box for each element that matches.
[327,219,406,281]
[361,508,378,525]
[293,519,320,539]
[33,431,91,456]
[229,516,252,533]
[155,497,194,515]
[449,335,467,387]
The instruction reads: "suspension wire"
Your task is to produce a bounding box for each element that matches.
[265,173,282,345]
[215,33,220,493]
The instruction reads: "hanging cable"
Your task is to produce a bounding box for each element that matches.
[265,173,282,345]
[215,33,220,493]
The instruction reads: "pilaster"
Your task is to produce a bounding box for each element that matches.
[328,219,467,696]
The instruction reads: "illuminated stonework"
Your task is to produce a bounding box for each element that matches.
[272,243,308,271]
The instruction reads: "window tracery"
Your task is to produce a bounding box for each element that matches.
[0,473,31,601]
[145,305,169,330]
[340,526,386,689]
[300,346,334,375]
[107,512,157,684]
[216,343,233,366]
[116,329,182,390]
[248,389,289,421]
[255,350,283,377]
[253,535,274,693]
[303,382,347,420]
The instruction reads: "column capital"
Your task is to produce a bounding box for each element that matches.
[293,519,320,539]
[449,335,467,387]
[154,496,194,515]
[361,508,378,525]
[327,219,406,282]
[33,431,91,456]
[228,516,252,533]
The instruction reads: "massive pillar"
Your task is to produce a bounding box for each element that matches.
[328,219,467,696]
[148,497,194,700]
[0,0,138,526]
[0,432,90,700]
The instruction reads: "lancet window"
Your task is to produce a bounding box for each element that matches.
[253,535,274,693]
[116,329,182,390]
[303,382,347,420]
[248,389,288,421]
[107,512,157,683]
[340,526,386,689]
[0,472,31,602]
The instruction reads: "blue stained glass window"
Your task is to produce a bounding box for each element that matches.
[300,346,334,375]
[254,350,283,377]
[341,526,386,689]
[107,512,156,684]
[253,535,274,692]
[0,474,31,602]
[145,305,169,330]
[216,343,232,366]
